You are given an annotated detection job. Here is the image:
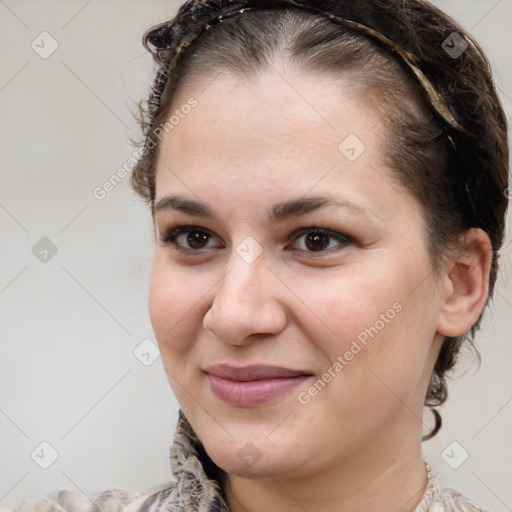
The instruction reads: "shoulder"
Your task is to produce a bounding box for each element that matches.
[429,487,491,512]
[7,481,176,512]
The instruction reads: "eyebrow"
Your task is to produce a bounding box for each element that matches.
[153,194,376,224]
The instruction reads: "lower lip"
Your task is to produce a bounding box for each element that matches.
[207,374,311,406]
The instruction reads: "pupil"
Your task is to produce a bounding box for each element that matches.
[188,230,208,249]
[306,233,329,251]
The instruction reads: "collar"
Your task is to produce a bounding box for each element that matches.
[169,409,441,512]
[168,409,230,511]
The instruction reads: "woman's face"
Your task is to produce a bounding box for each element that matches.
[149,69,445,478]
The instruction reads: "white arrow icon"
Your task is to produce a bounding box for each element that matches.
[31,31,59,59]
[236,236,262,263]
[133,339,160,366]
[339,134,365,161]
[31,441,59,469]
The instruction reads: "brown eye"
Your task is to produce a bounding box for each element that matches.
[183,230,210,249]
[304,232,330,251]
[161,226,221,252]
[290,228,352,254]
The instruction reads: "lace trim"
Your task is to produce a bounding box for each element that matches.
[414,461,441,512]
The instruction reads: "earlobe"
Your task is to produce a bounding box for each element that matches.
[436,228,493,338]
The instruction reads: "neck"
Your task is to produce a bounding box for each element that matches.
[220,431,428,512]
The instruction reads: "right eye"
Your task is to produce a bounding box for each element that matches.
[160,225,223,253]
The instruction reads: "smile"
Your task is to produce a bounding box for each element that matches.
[204,365,312,406]
[208,374,310,407]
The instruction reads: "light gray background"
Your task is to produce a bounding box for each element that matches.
[1,1,511,510]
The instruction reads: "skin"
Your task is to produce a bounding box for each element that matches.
[148,65,492,512]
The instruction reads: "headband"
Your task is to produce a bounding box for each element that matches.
[144,0,489,226]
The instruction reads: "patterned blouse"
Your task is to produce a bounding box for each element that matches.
[10,409,489,512]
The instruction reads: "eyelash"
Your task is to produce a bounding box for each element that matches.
[159,224,353,256]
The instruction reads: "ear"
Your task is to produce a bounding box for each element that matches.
[436,228,493,337]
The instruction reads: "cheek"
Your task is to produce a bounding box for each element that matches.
[148,255,207,357]
[299,266,400,357]
[300,258,432,389]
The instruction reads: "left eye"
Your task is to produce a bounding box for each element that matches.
[288,227,351,253]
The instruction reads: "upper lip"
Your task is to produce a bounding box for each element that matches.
[203,364,312,381]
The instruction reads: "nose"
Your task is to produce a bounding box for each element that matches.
[202,251,288,345]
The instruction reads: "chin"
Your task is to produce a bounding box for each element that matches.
[204,440,296,479]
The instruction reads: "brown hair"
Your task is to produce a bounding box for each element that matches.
[130,0,509,440]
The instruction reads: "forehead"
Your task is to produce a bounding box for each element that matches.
[154,70,415,223]
[158,70,377,172]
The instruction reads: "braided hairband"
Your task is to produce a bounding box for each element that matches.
[144,0,486,226]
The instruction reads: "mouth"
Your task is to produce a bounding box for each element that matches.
[203,364,313,406]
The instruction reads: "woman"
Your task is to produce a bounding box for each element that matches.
[11,0,508,511]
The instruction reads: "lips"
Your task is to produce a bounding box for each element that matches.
[204,364,310,381]
[204,364,312,406]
